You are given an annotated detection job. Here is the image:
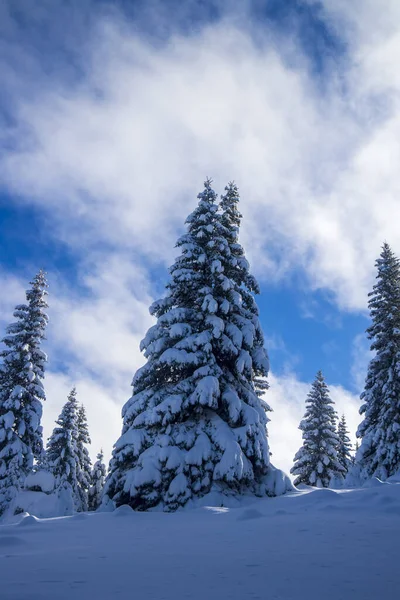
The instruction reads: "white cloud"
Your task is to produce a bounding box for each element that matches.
[1,2,396,311]
[48,254,154,384]
[1,16,323,263]
[0,271,26,326]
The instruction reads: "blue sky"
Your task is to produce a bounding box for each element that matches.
[0,0,398,472]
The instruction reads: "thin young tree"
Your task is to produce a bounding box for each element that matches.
[104,180,288,511]
[0,270,48,514]
[337,414,353,474]
[357,243,400,480]
[353,440,360,465]
[76,405,92,512]
[88,450,106,511]
[46,388,81,510]
[291,371,345,487]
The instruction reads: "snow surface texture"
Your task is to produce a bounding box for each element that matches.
[1,482,400,600]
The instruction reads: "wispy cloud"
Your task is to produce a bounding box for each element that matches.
[2,0,396,311]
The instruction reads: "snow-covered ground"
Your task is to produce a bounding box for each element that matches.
[1,481,400,600]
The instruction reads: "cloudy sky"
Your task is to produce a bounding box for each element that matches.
[0,0,398,475]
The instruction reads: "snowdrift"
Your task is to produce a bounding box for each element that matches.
[1,481,400,600]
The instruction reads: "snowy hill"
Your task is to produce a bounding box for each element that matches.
[1,482,400,600]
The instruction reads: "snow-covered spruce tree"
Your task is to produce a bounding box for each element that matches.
[219,182,272,415]
[46,388,81,510]
[88,450,106,511]
[76,404,92,512]
[357,243,400,480]
[291,371,345,487]
[104,179,288,511]
[0,270,48,514]
[337,414,353,474]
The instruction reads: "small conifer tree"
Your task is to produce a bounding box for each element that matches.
[88,450,106,511]
[291,371,345,487]
[337,414,353,474]
[0,270,48,514]
[46,388,81,510]
[76,405,92,512]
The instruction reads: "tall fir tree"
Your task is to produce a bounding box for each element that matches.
[46,388,81,510]
[357,243,400,480]
[88,450,106,511]
[76,404,92,512]
[0,270,48,514]
[291,371,345,487]
[219,182,271,416]
[337,414,353,474]
[104,180,288,511]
